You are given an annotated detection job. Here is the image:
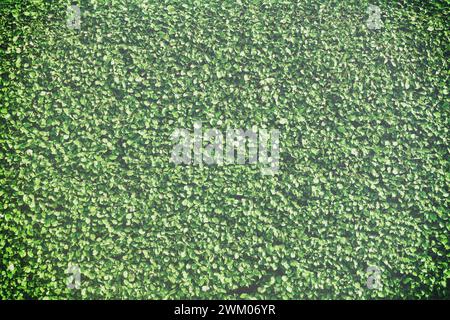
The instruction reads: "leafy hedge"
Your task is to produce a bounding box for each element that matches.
[0,0,448,299]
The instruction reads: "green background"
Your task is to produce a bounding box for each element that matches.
[0,0,448,299]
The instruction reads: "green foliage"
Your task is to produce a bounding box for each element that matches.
[0,0,448,299]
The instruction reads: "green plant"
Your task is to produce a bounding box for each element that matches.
[0,0,448,299]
